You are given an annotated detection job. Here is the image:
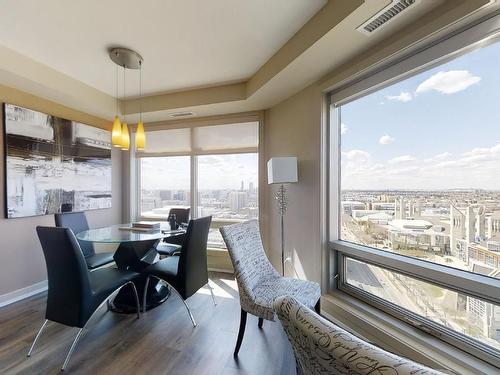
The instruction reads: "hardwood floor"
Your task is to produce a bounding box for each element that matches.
[0,273,296,375]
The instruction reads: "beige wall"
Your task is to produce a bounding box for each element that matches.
[0,91,122,297]
[263,84,323,283]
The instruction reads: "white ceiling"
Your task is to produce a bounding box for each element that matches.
[0,0,326,97]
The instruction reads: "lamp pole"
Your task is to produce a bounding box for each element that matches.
[276,184,287,276]
[267,156,297,277]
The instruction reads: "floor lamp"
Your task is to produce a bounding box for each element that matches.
[267,157,298,276]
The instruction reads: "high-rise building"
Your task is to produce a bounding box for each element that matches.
[160,190,172,200]
[450,204,467,259]
[230,191,248,212]
[395,197,406,220]
[240,180,244,191]
[465,206,475,244]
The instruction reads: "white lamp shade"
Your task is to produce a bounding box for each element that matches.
[267,157,298,184]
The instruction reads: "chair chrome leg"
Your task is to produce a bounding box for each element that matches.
[148,276,196,327]
[207,282,217,306]
[142,277,150,313]
[61,328,83,371]
[128,282,141,319]
[27,319,48,357]
[170,286,197,327]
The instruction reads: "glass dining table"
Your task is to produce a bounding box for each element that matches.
[76,223,185,313]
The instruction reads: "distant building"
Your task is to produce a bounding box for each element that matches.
[487,212,500,238]
[160,190,172,200]
[372,202,396,211]
[395,198,406,220]
[450,205,467,259]
[388,219,450,253]
[173,190,186,201]
[466,263,500,344]
[341,201,366,215]
[356,212,393,225]
[230,191,248,212]
[487,241,500,253]
[468,243,500,272]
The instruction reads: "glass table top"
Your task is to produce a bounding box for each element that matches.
[75,223,185,243]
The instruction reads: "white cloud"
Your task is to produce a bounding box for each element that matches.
[341,123,348,135]
[342,142,500,190]
[386,92,412,102]
[460,143,500,160]
[379,135,395,145]
[343,149,371,163]
[435,152,452,159]
[416,70,480,95]
[388,155,416,164]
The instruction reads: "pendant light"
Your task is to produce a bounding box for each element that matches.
[121,65,130,151]
[108,47,144,151]
[135,60,146,151]
[111,64,122,147]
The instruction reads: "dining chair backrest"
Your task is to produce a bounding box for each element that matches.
[177,216,212,299]
[54,211,95,258]
[220,220,279,296]
[36,226,92,328]
[169,207,190,224]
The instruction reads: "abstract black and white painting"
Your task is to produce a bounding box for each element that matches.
[3,103,112,218]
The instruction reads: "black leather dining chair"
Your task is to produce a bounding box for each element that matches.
[55,211,115,269]
[28,227,141,371]
[143,216,216,326]
[169,207,190,225]
[156,207,191,257]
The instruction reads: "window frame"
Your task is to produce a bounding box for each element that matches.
[132,113,263,250]
[327,12,500,366]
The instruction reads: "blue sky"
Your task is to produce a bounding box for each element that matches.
[340,40,500,190]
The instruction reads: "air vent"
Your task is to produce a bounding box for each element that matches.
[357,0,419,35]
[170,111,194,118]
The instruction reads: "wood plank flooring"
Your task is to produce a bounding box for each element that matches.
[0,273,296,375]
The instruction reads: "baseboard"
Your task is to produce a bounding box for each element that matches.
[0,270,232,309]
[0,280,48,308]
[208,267,234,274]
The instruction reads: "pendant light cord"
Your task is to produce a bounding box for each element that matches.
[115,63,118,116]
[123,65,126,123]
[139,60,142,122]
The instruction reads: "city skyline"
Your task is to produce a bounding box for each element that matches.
[340,188,500,350]
[141,153,258,190]
[340,40,500,191]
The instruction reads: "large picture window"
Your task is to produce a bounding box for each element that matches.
[140,156,190,218]
[135,118,260,250]
[329,16,500,365]
[339,40,500,280]
[197,153,259,248]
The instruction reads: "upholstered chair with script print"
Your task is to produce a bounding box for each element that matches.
[220,220,320,357]
[273,295,446,375]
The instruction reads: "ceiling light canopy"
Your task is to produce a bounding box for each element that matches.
[109,47,145,151]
